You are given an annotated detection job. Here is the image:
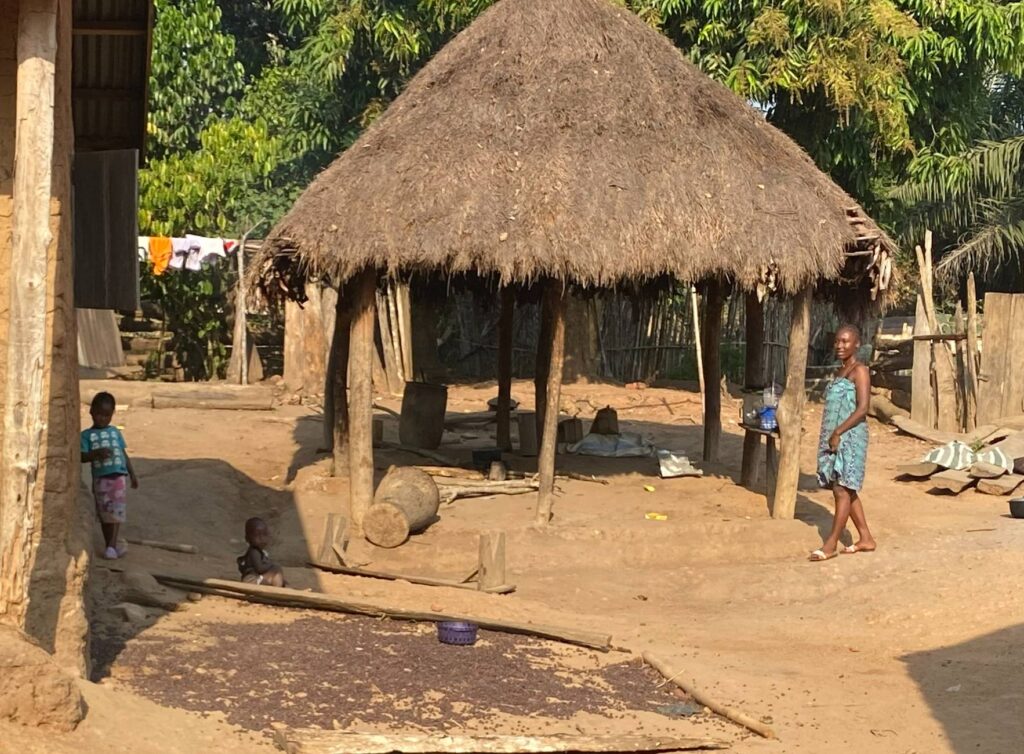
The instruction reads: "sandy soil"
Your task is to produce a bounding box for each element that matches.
[6,377,1023,753]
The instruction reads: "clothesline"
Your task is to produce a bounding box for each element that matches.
[138,234,265,276]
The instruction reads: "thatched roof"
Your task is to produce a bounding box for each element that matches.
[252,0,895,303]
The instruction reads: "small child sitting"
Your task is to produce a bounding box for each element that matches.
[237,517,286,587]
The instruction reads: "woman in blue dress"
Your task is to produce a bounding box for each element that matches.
[809,325,876,561]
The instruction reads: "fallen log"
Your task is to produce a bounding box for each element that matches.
[150,574,612,650]
[642,652,776,740]
[416,466,485,480]
[895,462,941,479]
[308,560,515,595]
[869,394,908,424]
[437,480,540,504]
[379,441,458,467]
[125,538,197,555]
[977,473,1024,496]
[151,391,274,411]
[272,728,725,754]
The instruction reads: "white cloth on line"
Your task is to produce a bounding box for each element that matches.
[186,234,226,266]
[169,237,191,270]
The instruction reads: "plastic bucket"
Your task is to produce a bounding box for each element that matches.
[399,382,448,449]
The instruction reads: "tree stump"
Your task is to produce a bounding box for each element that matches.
[364,468,440,548]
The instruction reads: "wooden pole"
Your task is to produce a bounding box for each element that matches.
[701,280,724,463]
[535,285,554,439]
[965,272,980,431]
[772,285,812,519]
[740,292,765,487]
[536,282,566,526]
[916,234,958,432]
[0,0,58,626]
[477,531,507,592]
[325,289,352,474]
[348,270,377,537]
[690,286,705,421]
[496,287,515,451]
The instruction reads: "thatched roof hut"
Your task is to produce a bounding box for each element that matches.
[252,0,894,303]
[252,0,898,533]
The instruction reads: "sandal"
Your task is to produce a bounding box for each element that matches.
[808,548,838,562]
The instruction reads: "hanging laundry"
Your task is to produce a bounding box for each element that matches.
[186,234,227,267]
[149,236,173,276]
[169,237,191,270]
[137,236,151,262]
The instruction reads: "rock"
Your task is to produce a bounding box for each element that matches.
[111,602,149,623]
[0,625,84,731]
[187,592,203,602]
[120,570,188,611]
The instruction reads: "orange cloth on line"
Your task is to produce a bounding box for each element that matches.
[149,236,173,275]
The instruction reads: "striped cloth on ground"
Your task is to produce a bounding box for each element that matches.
[921,440,1012,473]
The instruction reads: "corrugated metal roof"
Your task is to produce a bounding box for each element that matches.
[72,0,152,157]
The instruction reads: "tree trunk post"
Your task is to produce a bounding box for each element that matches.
[740,292,765,487]
[0,0,58,628]
[534,285,553,439]
[496,287,515,451]
[535,282,566,526]
[326,287,352,475]
[347,270,377,537]
[701,280,724,463]
[773,285,812,519]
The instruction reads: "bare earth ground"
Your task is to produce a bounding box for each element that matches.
[3,377,1023,754]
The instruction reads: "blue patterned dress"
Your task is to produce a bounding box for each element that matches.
[817,377,868,491]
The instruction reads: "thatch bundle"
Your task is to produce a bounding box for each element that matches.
[250,0,895,305]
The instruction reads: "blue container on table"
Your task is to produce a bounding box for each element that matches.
[758,405,778,431]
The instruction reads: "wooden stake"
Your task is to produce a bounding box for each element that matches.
[643,652,776,740]
[477,531,507,592]
[911,295,935,428]
[691,286,705,420]
[536,282,566,526]
[772,285,811,519]
[916,235,958,432]
[496,287,515,451]
[0,0,58,625]
[348,270,377,537]
[965,272,980,431]
[395,281,414,380]
[535,286,554,439]
[701,280,724,463]
[323,288,352,465]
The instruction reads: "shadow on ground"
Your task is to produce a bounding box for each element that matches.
[902,624,1024,753]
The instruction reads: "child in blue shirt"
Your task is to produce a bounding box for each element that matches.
[81,392,138,559]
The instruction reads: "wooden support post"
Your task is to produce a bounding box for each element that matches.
[477,531,507,592]
[740,292,764,486]
[772,285,811,519]
[535,286,553,440]
[691,286,705,420]
[0,0,58,626]
[325,289,352,474]
[496,287,515,451]
[965,272,980,431]
[916,235,958,432]
[535,283,566,526]
[347,270,377,537]
[911,295,935,428]
[701,280,723,463]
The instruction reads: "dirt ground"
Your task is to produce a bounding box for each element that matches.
[4,377,1023,754]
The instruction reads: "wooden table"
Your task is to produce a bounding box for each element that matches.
[740,424,779,508]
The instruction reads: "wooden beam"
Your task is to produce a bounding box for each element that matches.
[965,272,980,431]
[772,285,811,519]
[911,295,935,428]
[740,292,764,486]
[534,285,554,439]
[536,282,566,526]
[348,270,377,537]
[309,559,515,595]
[911,333,967,342]
[272,728,725,754]
[71,87,144,100]
[496,287,514,451]
[72,20,148,36]
[150,574,612,650]
[326,289,352,474]
[0,0,58,627]
[701,280,724,463]
[916,235,959,432]
[477,531,507,592]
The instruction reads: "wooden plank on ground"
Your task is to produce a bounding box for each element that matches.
[308,559,515,595]
[892,416,957,445]
[272,729,726,754]
[977,474,1024,496]
[896,462,941,479]
[151,389,274,411]
[911,296,935,429]
[968,462,1006,480]
[930,470,976,495]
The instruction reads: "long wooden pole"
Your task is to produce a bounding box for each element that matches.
[347,270,377,537]
[536,282,566,526]
[965,272,980,431]
[0,0,58,625]
[642,652,776,739]
[740,292,765,487]
[496,287,515,451]
[772,285,812,519]
[327,289,352,474]
[690,286,705,421]
[534,286,553,440]
[701,280,723,463]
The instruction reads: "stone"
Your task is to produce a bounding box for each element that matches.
[110,602,149,623]
[120,570,187,611]
[0,624,83,731]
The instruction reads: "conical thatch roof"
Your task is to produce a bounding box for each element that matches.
[252,0,895,302]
